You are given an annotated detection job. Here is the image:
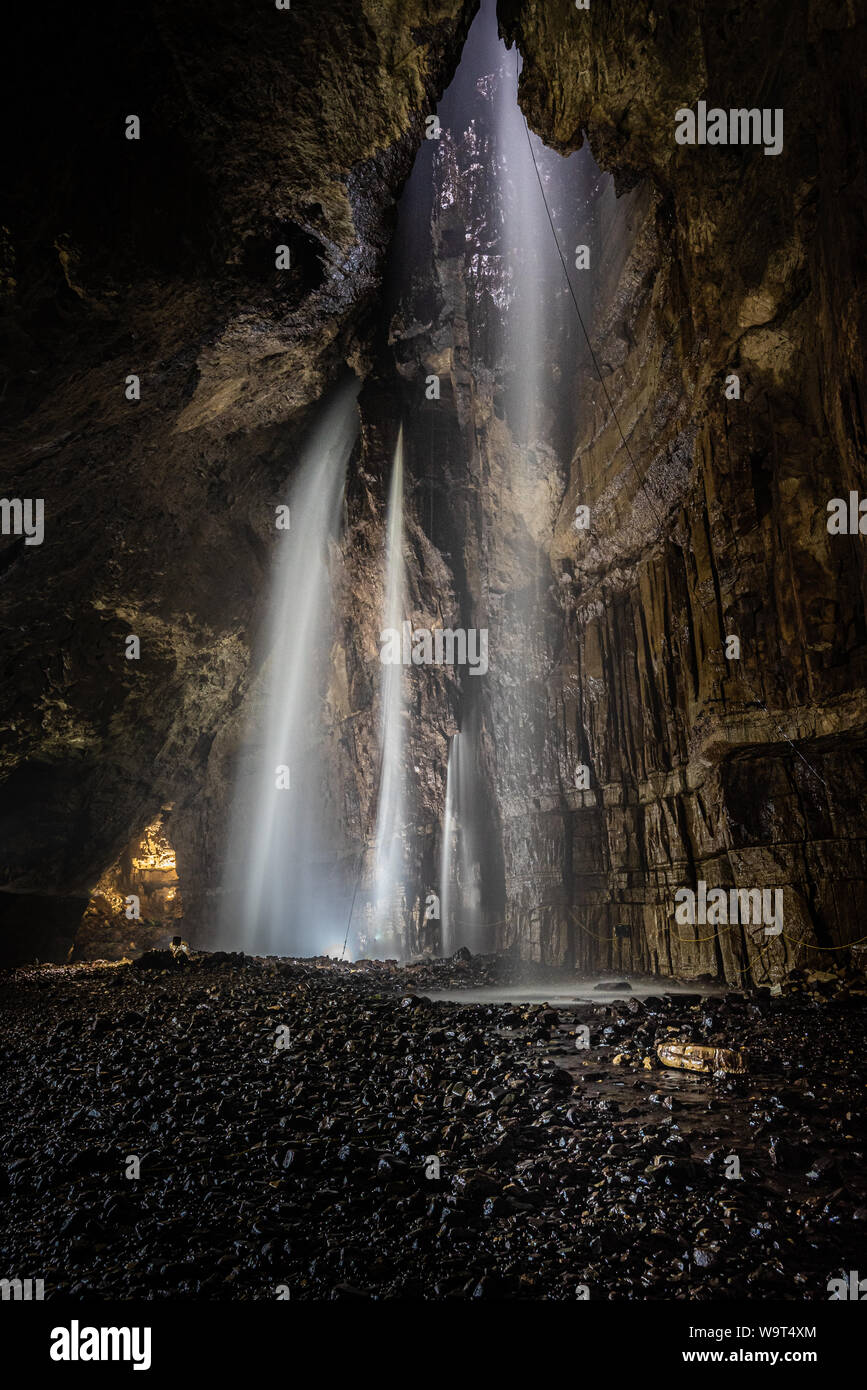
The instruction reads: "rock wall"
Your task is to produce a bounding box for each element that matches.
[356,0,867,984]
[0,0,479,960]
[2,0,865,981]
[500,0,867,979]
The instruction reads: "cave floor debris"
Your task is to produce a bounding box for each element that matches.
[0,950,865,1300]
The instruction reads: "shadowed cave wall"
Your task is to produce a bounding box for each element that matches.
[1,0,865,978]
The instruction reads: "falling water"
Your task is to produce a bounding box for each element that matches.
[220,376,360,956]
[495,53,548,448]
[485,8,593,951]
[407,0,593,960]
[371,427,407,955]
[438,720,488,957]
[454,717,485,954]
[439,734,457,957]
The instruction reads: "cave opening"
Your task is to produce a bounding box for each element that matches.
[77,810,183,962]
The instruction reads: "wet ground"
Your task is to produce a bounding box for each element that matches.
[424,980,728,1006]
[0,949,865,1300]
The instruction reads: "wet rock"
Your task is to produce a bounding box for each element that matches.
[769,1136,807,1171]
[133,949,186,971]
[0,951,864,1300]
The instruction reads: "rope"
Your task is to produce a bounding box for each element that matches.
[781,931,867,952]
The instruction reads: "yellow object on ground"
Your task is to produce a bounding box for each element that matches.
[656,1042,746,1074]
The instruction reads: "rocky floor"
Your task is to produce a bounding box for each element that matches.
[0,950,865,1300]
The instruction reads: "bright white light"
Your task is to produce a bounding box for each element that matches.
[372,428,407,950]
[219,378,360,958]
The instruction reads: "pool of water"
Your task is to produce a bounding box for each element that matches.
[423,978,727,1006]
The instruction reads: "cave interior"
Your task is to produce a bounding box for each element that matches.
[1,0,866,1314]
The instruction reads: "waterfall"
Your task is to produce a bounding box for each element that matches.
[438,721,488,957]
[439,734,457,957]
[371,426,407,955]
[454,717,485,954]
[495,56,546,448]
[219,376,360,956]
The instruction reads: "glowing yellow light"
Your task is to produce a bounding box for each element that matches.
[131,817,178,874]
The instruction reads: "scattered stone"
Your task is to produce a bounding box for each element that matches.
[0,951,863,1300]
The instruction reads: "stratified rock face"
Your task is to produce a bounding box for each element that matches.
[2,0,865,982]
[498,0,867,979]
[0,0,480,958]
